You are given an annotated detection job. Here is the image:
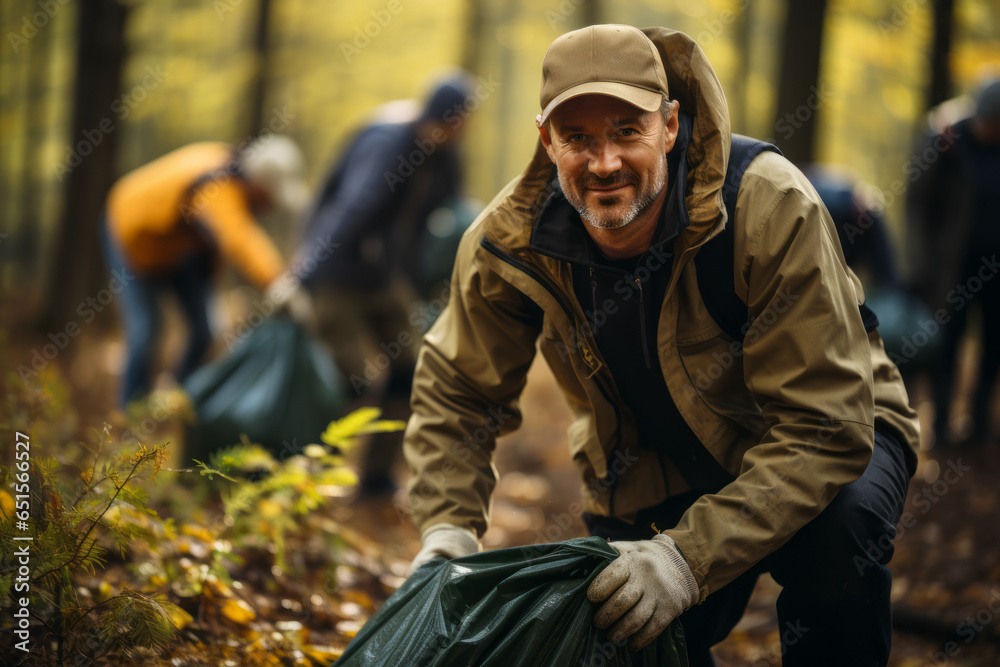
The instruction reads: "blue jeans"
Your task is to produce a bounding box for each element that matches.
[585,428,911,667]
[100,216,214,406]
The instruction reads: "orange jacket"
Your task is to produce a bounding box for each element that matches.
[106,142,285,289]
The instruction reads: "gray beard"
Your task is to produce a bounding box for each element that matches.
[560,154,669,230]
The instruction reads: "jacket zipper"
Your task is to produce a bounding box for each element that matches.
[589,267,598,317]
[481,238,623,511]
[635,275,652,369]
[591,257,652,369]
[588,249,652,369]
[481,240,618,410]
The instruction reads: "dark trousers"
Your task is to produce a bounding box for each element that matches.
[976,290,1000,438]
[310,284,418,489]
[585,429,910,667]
[931,263,1000,444]
[100,216,214,406]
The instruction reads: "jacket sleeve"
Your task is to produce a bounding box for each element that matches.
[195,180,285,289]
[297,128,404,278]
[666,152,876,598]
[404,224,542,537]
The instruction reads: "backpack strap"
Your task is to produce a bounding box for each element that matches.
[179,148,246,217]
[695,135,781,341]
[695,135,879,342]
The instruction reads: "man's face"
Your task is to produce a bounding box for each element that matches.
[539,95,677,230]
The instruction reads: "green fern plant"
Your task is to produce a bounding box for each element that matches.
[0,419,184,665]
[1,353,406,664]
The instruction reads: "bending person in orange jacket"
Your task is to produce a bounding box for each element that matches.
[101,135,312,406]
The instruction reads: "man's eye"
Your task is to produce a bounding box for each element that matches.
[619,128,637,137]
[567,134,587,143]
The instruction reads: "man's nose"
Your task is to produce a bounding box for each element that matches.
[588,140,623,178]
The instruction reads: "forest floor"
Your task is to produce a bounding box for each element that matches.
[3,295,1000,666]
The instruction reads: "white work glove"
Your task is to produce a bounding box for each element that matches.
[265,275,316,333]
[284,286,316,331]
[408,524,481,575]
[587,534,700,651]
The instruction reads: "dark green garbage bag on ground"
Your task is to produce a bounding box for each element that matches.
[416,198,480,299]
[864,287,940,372]
[182,315,347,461]
[336,537,689,666]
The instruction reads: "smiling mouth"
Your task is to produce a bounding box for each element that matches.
[587,183,631,193]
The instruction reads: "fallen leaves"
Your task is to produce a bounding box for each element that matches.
[219,598,257,624]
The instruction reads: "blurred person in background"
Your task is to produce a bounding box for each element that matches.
[908,77,1000,448]
[805,166,900,292]
[805,167,940,385]
[102,134,314,407]
[296,71,476,495]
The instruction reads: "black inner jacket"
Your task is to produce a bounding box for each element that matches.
[530,114,734,492]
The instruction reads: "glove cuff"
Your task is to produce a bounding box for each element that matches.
[265,272,300,308]
[421,523,481,559]
[652,534,700,606]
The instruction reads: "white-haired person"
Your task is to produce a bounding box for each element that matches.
[102,134,313,405]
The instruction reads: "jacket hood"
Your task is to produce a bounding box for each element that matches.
[642,27,731,246]
[487,28,732,254]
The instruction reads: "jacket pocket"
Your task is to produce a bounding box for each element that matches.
[676,335,764,434]
[566,416,607,483]
[541,315,603,378]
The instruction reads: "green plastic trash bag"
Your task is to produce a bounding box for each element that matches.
[416,198,480,298]
[336,537,688,666]
[865,287,940,372]
[182,315,347,461]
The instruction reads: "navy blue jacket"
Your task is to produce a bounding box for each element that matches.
[298,119,461,290]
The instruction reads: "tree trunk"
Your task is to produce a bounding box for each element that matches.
[771,0,828,165]
[732,1,753,134]
[460,0,484,74]
[19,0,54,285]
[927,0,955,110]
[581,0,600,27]
[36,0,128,333]
[0,0,32,293]
[247,0,272,135]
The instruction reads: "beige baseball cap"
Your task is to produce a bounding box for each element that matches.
[538,24,669,125]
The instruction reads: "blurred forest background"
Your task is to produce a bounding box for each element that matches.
[3,1,1000,665]
[1,0,999,325]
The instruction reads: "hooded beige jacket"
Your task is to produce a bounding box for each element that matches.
[403,28,920,600]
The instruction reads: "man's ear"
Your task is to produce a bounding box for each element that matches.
[537,117,557,164]
[663,100,680,154]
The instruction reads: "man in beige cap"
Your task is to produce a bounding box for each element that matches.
[404,25,918,666]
